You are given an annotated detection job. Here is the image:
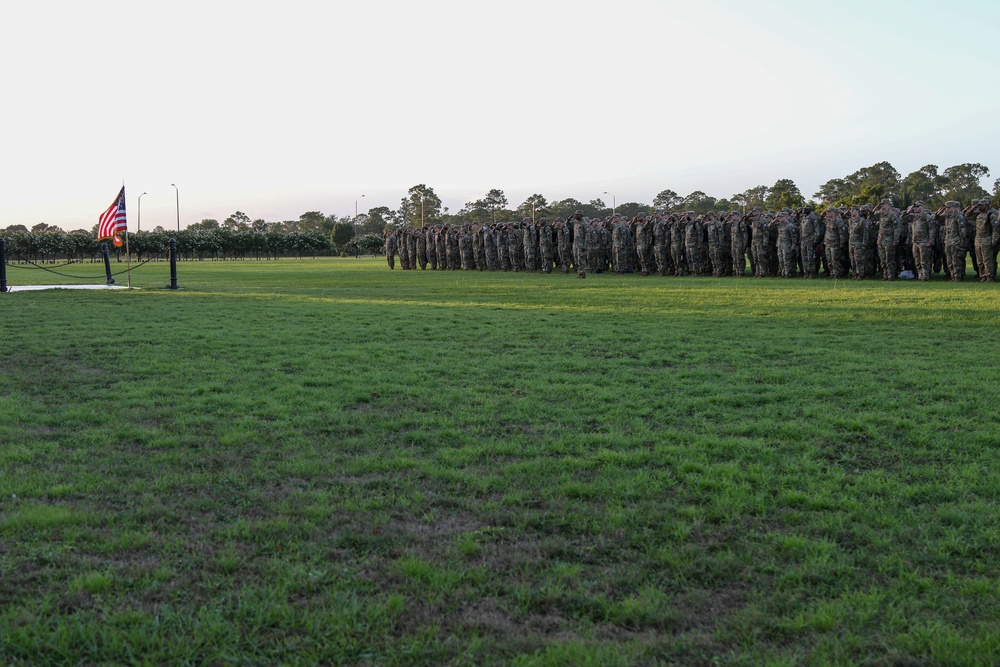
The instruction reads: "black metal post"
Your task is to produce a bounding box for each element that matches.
[0,238,8,293]
[166,238,179,289]
[102,242,115,285]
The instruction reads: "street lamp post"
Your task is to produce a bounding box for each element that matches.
[603,191,616,217]
[415,190,426,229]
[138,192,147,233]
[171,183,180,232]
[355,194,366,219]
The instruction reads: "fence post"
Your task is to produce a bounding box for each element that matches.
[0,238,7,293]
[101,242,115,285]
[166,238,179,289]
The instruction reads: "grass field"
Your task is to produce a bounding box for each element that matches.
[1,258,999,666]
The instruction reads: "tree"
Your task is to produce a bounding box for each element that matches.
[653,189,682,211]
[467,189,510,224]
[189,219,220,231]
[993,178,1000,208]
[942,163,990,205]
[297,211,328,234]
[516,194,548,221]
[330,221,355,253]
[732,185,769,212]
[616,202,651,219]
[899,165,948,208]
[764,179,805,210]
[399,184,443,228]
[680,191,717,215]
[222,211,251,231]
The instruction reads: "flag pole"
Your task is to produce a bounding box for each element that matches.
[124,181,132,288]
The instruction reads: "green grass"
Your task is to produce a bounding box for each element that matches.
[1,258,999,665]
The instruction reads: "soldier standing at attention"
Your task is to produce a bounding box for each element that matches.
[684,212,702,276]
[936,201,967,282]
[571,212,589,278]
[876,199,900,280]
[904,201,935,281]
[384,229,397,269]
[551,219,567,273]
[823,208,843,278]
[416,227,428,270]
[796,206,819,278]
[847,206,866,279]
[776,209,799,277]
[971,199,998,282]
[729,211,748,277]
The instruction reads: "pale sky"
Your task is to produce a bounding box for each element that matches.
[2,0,998,232]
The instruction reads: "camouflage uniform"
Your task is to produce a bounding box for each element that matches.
[938,201,967,281]
[416,229,428,270]
[730,212,748,277]
[706,213,727,277]
[611,218,628,274]
[653,214,670,276]
[538,222,554,273]
[483,225,498,271]
[797,208,820,278]
[509,223,524,272]
[876,202,901,280]
[669,215,686,277]
[905,204,936,281]
[556,220,572,273]
[823,211,845,278]
[497,226,511,271]
[572,215,588,278]
[635,216,654,276]
[684,213,702,276]
[435,227,448,270]
[750,213,769,277]
[473,226,486,271]
[522,221,538,272]
[972,201,998,282]
[385,230,397,269]
[776,212,799,277]
[847,208,866,279]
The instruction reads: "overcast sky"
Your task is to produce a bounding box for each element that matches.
[3,0,998,231]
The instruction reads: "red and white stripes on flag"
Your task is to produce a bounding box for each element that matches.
[98,186,127,245]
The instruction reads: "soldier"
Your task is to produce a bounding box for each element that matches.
[415,227,428,270]
[610,216,628,274]
[384,228,397,269]
[684,212,702,276]
[509,222,524,272]
[571,212,588,278]
[861,205,878,279]
[750,209,770,277]
[556,219,572,273]
[538,219,554,273]
[729,211,748,277]
[706,212,727,277]
[635,215,654,276]
[776,210,799,277]
[936,200,967,282]
[823,208,844,278]
[903,201,935,281]
[522,219,538,272]
[483,224,498,271]
[497,224,511,271]
[459,225,474,270]
[653,212,670,276]
[447,225,461,270]
[796,206,819,278]
[435,225,448,270]
[668,213,686,277]
[426,227,438,270]
[970,198,998,282]
[876,199,901,280]
[473,224,487,271]
[847,206,866,279]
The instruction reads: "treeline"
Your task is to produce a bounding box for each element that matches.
[0,226,386,263]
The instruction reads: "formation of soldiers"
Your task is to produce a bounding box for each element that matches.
[384,198,1000,282]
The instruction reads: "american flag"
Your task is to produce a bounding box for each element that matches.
[98,186,127,243]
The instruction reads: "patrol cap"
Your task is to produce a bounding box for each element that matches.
[946,200,961,207]
[731,210,740,216]
[880,198,893,205]
[686,211,695,216]
[913,200,924,207]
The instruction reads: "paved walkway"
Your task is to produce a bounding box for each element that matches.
[6,284,131,292]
